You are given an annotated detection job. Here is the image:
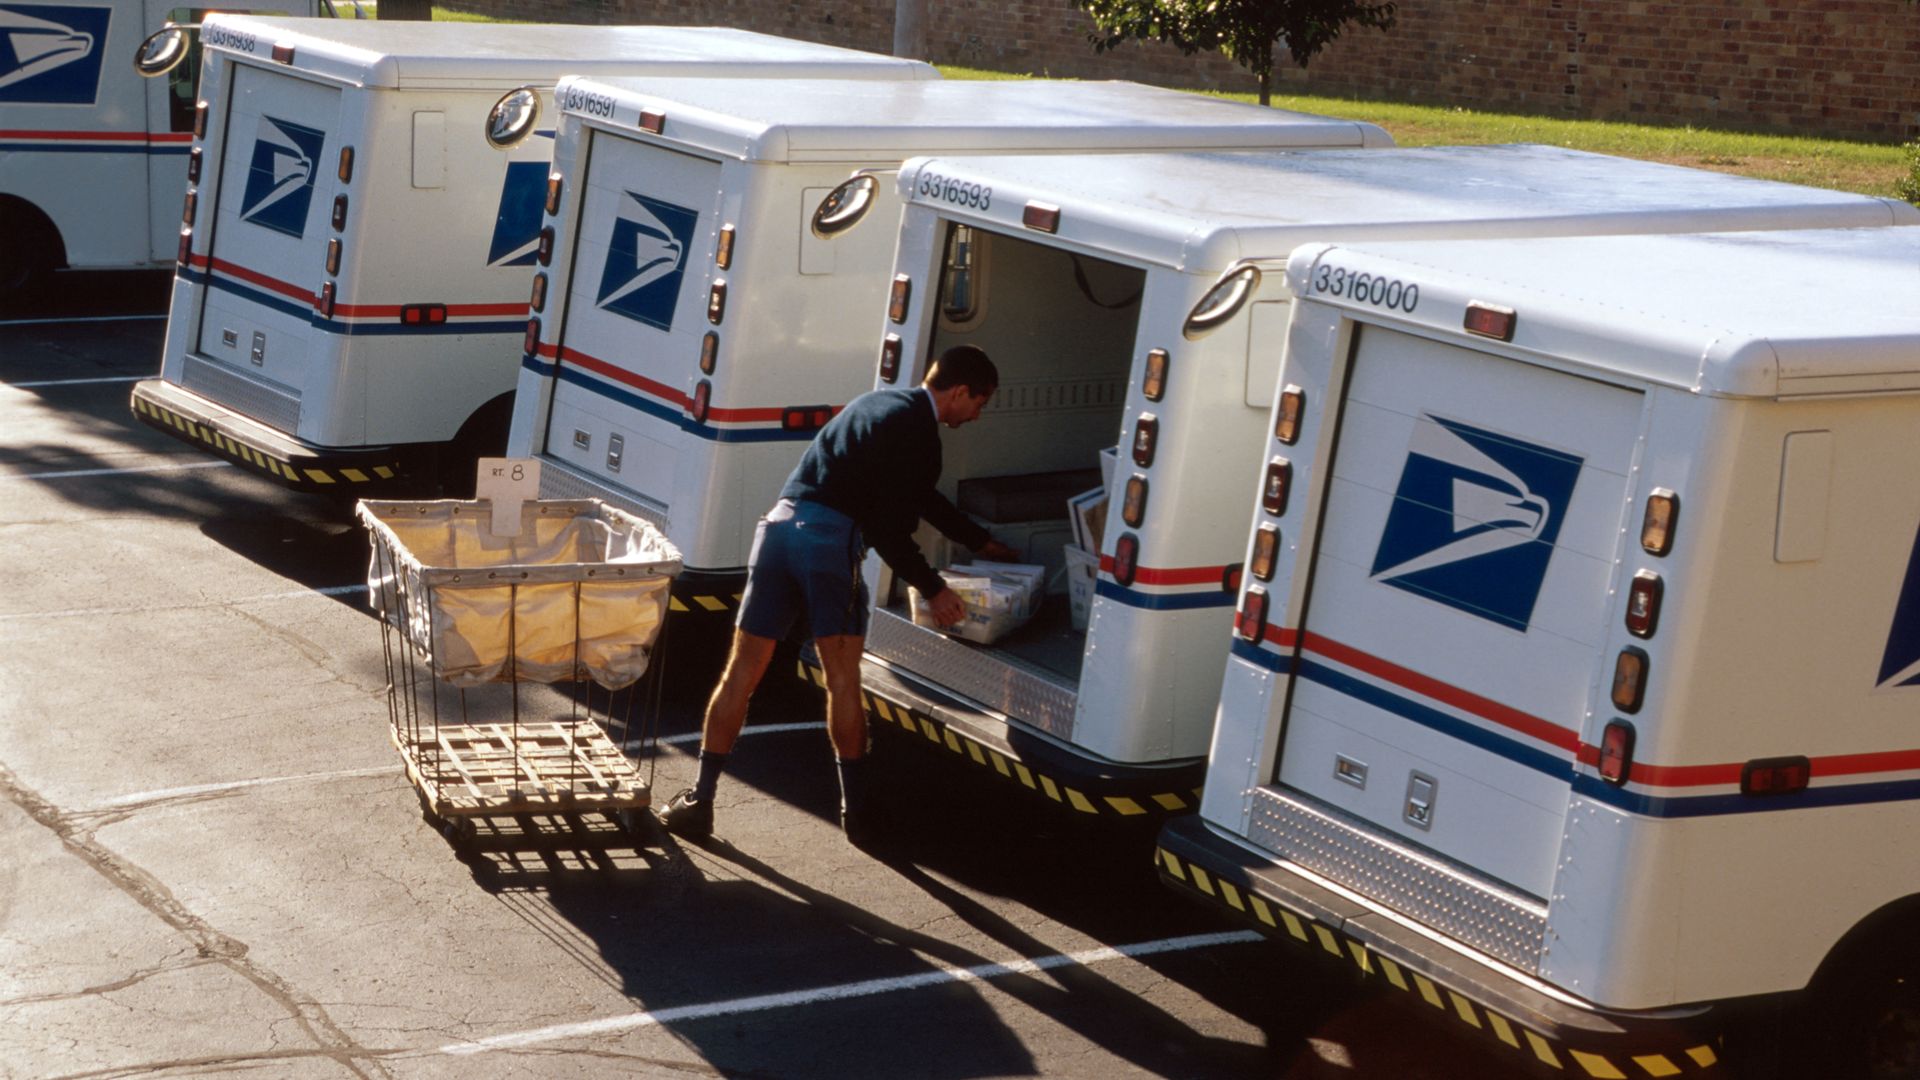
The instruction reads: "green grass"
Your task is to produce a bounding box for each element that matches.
[939,64,1911,199]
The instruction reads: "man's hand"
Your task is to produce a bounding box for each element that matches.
[974,540,1019,562]
[928,586,968,627]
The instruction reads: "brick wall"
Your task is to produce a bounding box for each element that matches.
[438,0,1920,140]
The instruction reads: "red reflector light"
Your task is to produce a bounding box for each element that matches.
[1598,720,1635,785]
[706,280,726,325]
[1642,489,1679,556]
[325,239,342,276]
[536,226,554,267]
[1742,756,1812,797]
[1022,201,1061,234]
[879,334,902,383]
[1250,524,1280,581]
[523,317,541,355]
[1611,647,1649,714]
[888,275,911,324]
[400,303,447,326]
[1625,570,1663,638]
[1275,385,1304,445]
[193,100,208,138]
[716,225,735,270]
[699,331,718,375]
[1464,301,1516,342]
[176,227,193,266]
[529,273,547,314]
[1111,533,1139,587]
[1237,586,1269,643]
[187,147,202,183]
[316,281,335,317]
[271,42,294,63]
[639,109,665,134]
[782,405,832,431]
[330,194,347,232]
[1142,348,1169,402]
[181,190,196,226]
[690,379,711,423]
[545,174,562,216]
[1262,457,1292,516]
[1131,413,1158,468]
[1122,475,1148,527]
[337,146,353,183]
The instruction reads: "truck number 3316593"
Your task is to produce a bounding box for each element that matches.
[916,172,991,211]
[1312,263,1419,313]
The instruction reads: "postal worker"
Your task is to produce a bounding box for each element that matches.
[660,344,1016,845]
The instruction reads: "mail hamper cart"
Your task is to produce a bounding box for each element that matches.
[357,498,681,850]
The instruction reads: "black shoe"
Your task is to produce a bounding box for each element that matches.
[841,808,886,852]
[658,789,714,839]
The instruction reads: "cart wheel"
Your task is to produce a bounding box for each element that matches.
[617,807,659,843]
[440,816,477,855]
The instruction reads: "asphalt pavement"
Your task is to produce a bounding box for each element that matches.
[0,269,1534,1079]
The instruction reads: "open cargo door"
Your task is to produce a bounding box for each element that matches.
[541,133,723,518]
[1273,327,1641,899]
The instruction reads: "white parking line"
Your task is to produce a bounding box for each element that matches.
[435,930,1264,1056]
[8,460,231,481]
[7,374,143,388]
[0,313,167,327]
[0,583,364,622]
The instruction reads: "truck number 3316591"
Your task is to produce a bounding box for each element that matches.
[1312,263,1419,313]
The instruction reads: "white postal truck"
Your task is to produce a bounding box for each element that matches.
[504,75,1389,616]
[1159,226,1920,1076]
[0,0,322,300]
[818,146,1919,831]
[128,19,932,494]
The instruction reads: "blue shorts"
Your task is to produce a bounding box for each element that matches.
[737,499,870,641]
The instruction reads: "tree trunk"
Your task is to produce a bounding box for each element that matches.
[1259,68,1271,106]
[379,0,432,21]
[893,0,928,59]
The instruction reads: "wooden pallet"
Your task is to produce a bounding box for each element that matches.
[392,719,651,818]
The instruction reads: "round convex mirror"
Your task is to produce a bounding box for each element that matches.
[811,173,879,238]
[133,26,190,77]
[485,87,541,150]
[1183,265,1263,340]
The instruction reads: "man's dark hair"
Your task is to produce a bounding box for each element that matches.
[926,344,998,397]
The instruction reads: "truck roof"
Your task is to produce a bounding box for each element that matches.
[199,17,937,89]
[894,145,1916,269]
[1288,226,1920,397]
[554,76,1393,160]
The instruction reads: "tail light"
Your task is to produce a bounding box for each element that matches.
[536,226,554,267]
[690,380,711,423]
[1610,647,1649,713]
[1598,720,1635,785]
[782,405,832,431]
[1275,385,1304,445]
[1641,489,1680,556]
[330,194,347,232]
[1742,756,1811,797]
[1236,586,1269,643]
[187,147,202,183]
[176,227,193,266]
[888,275,911,324]
[316,281,336,318]
[1122,475,1148,527]
[1022,201,1061,234]
[699,331,718,375]
[639,109,665,134]
[181,190,196,226]
[400,303,446,326]
[1464,301,1516,341]
[193,100,208,138]
[523,317,541,356]
[1142,348,1169,401]
[1261,457,1292,516]
[1625,571,1663,638]
[1111,534,1139,587]
[879,334,901,383]
[336,146,354,183]
[326,239,342,276]
[716,224,735,270]
[544,174,563,215]
[706,280,727,325]
[529,273,547,314]
[270,42,295,64]
[1131,414,1158,468]
[1250,524,1280,581]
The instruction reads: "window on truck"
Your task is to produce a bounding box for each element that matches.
[165,9,288,132]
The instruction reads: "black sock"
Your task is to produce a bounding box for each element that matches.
[692,750,729,803]
[836,756,867,818]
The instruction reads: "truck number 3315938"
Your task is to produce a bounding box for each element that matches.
[1312,263,1419,313]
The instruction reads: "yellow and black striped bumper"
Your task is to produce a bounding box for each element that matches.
[798,658,1205,822]
[1157,815,1724,1078]
[131,379,404,492]
[668,584,742,616]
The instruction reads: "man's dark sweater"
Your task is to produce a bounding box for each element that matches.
[780,387,990,599]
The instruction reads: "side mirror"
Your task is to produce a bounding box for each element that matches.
[485,87,541,150]
[811,173,879,238]
[1183,264,1263,340]
[133,25,191,77]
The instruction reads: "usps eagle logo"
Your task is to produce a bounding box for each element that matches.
[1369,415,1584,632]
[1878,518,1920,691]
[0,4,109,104]
[487,160,549,267]
[238,116,326,239]
[595,191,698,331]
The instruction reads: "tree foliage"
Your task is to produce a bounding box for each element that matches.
[1081,0,1397,105]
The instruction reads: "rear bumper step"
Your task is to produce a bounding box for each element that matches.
[131,378,409,493]
[1157,814,1729,1077]
[799,651,1204,822]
